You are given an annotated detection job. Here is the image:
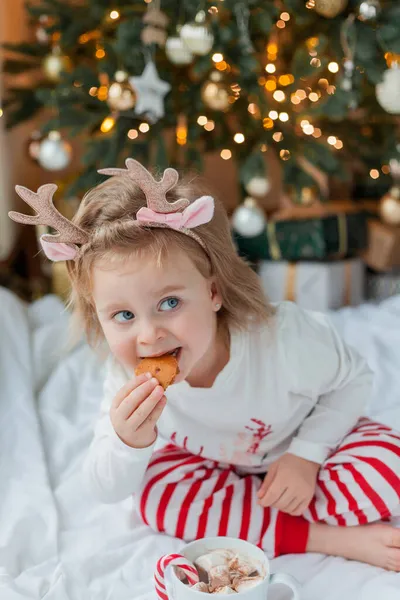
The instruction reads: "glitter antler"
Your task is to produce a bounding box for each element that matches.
[98,158,190,214]
[9,184,88,245]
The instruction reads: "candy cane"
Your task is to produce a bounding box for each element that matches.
[155,553,199,600]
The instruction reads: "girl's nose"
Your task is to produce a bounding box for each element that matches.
[137,320,165,346]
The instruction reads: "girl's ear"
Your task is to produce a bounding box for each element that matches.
[209,278,222,309]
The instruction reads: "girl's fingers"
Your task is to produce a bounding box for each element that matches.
[112,373,151,409]
[284,496,301,514]
[290,501,307,516]
[136,395,167,432]
[260,483,287,508]
[118,377,159,419]
[273,487,295,512]
[128,385,165,427]
[257,470,276,498]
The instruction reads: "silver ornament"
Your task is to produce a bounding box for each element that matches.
[358,0,381,21]
[245,177,271,198]
[231,198,266,238]
[180,11,214,56]
[38,131,72,171]
[376,64,400,114]
[129,60,171,123]
[165,35,194,65]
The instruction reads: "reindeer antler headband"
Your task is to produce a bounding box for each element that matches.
[8,158,214,262]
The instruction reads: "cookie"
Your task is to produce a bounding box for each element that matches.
[135,354,179,390]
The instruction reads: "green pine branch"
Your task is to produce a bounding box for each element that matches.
[3,0,400,199]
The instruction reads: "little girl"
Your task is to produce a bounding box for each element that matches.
[10,159,400,571]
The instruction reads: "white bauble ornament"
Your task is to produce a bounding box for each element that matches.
[165,35,194,65]
[245,176,271,198]
[380,186,400,226]
[376,64,400,114]
[38,131,72,171]
[231,198,266,237]
[180,10,214,56]
[358,0,381,21]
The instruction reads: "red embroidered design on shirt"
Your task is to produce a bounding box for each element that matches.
[245,419,273,454]
[171,432,204,456]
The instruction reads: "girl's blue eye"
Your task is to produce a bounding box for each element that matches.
[114,310,134,323]
[160,297,180,311]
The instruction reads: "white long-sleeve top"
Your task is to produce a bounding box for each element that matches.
[83,302,373,503]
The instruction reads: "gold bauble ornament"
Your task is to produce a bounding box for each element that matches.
[43,49,72,82]
[107,71,136,112]
[201,71,230,111]
[300,186,319,206]
[314,0,348,18]
[287,185,319,205]
[380,186,400,226]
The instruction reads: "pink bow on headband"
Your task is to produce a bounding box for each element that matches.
[136,195,214,230]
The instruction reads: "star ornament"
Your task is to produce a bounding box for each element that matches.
[129,61,171,123]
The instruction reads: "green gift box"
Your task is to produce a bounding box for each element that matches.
[233,211,368,263]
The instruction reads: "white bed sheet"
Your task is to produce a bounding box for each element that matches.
[1,286,400,600]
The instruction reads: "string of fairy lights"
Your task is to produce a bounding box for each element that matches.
[80,1,395,181]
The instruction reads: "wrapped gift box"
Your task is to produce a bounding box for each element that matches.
[366,269,400,301]
[234,204,368,263]
[363,220,400,272]
[259,258,364,311]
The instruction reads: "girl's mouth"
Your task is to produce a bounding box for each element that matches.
[140,347,182,360]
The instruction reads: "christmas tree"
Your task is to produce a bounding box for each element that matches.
[3,0,400,206]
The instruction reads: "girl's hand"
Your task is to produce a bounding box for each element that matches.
[110,373,166,449]
[257,453,320,516]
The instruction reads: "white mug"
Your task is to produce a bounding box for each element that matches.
[166,537,301,600]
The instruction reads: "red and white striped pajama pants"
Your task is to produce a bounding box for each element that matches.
[136,418,400,557]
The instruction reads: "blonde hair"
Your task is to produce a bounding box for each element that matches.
[67,171,274,345]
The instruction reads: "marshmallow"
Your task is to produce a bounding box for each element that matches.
[233,576,264,593]
[191,582,210,593]
[212,586,237,594]
[195,550,234,573]
[209,566,231,592]
[230,573,242,589]
[228,555,258,577]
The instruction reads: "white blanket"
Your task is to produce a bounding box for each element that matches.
[1,286,400,600]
